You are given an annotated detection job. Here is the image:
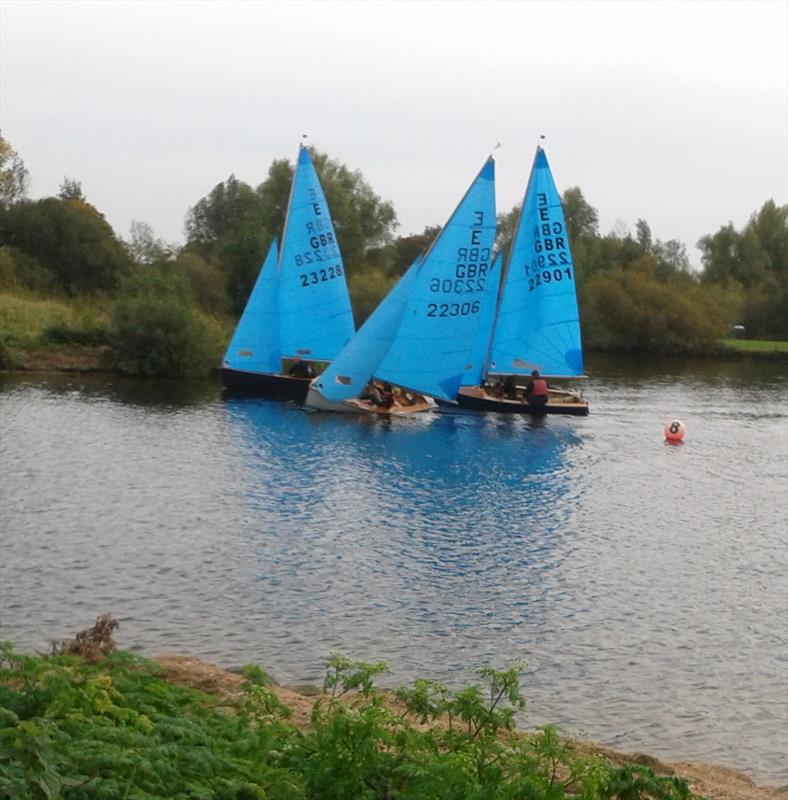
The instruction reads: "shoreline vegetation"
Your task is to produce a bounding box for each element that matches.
[1,135,786,381]
[2,338,788,377]
[0,285,786,377]
[0,617,781,799]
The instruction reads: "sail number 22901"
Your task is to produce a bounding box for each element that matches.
[528,267,573,292]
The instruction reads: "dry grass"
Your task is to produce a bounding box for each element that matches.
[52,613,119,662]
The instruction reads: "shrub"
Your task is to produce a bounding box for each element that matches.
[110,268,218,377]
[42,323,109,346]
[0,245,57,293]
[0,335,15,369]
[0,645,698,800]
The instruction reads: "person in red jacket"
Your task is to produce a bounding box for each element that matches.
[524,369,549,410]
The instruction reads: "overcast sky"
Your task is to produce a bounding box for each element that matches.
[1,0,786,267]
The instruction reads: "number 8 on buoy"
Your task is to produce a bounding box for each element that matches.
[664,420,686,443]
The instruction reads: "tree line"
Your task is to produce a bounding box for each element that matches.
[0,133,785,375]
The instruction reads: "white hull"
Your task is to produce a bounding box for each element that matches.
[305,386,436,416]
[305,387,363,413]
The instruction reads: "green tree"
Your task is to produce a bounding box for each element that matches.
[0,197,131,295]
[496,205,520,257]
[185,174,260,247]
[0,245,57,292]
[562,186,599,242]
[127,220,174,266]
[309,150,397,267]
[347,266,396,326]
[580,260,726,354]
[184,149,398,317]
[184,174,276,315]
[58,177,85,201]
[699,201,787,289]
[175,251,229,314]
[110,267,216,376]
[636,219,652,250]
[698,200,787,337]
[0,134,29,206]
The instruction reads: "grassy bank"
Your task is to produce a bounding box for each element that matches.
[0,614,706,800]
[0,640,711,800]
[720,338,788,355]
[3,290,787,374]
[0,616,779,800]
[0,290,231,373]
[0,290,110,350]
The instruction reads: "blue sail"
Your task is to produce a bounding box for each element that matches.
[374,158,497,400]
[461,250,503,387]
[488,147,584,377]
[278,145,355,362]
[310,257,422,403]
[222,238,280,374]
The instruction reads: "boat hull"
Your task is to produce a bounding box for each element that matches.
[447,386,589,416]
[305,387,435,416]
[304,387,361,413]
[220,368,312,402]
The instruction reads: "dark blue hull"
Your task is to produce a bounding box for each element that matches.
[220,368,311,402]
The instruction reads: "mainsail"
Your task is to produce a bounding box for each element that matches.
[277,145,355,362]
[222,238,280,374]
[488,147,583,377]
[374,157,497,400]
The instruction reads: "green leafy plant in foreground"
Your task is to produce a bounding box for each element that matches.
[0,643,696,800]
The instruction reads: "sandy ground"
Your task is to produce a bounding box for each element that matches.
[154,654,783,800]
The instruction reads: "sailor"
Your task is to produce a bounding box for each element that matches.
[524,369,549,409]
[288,356,315,379]
[503,376,518,400]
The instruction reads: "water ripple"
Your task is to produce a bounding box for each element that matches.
[1,365,786,785]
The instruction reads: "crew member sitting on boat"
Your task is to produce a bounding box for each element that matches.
[288,356,315,379]
[361,381,394,408]
[524,370,549,409]
[503,376,518,400]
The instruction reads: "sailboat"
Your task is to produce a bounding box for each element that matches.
[220,144,355,401]
[306,156,497,415]
[453,146,589,416]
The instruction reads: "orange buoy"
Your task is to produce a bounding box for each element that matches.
[664,420,686,443]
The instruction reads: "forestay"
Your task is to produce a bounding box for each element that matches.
[488,147,583,377]
[374,158,497,400]
[277,146,355,362]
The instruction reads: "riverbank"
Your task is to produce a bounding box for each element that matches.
[3,339,788,377]
[155,653,781,800]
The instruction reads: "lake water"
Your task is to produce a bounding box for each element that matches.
[1,354,786,785]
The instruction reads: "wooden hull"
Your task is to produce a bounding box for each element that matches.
[220,368,312,402]
[449,385,589,416]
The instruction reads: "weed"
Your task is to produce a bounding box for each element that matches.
[0,639,698,800]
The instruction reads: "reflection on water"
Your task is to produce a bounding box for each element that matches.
[1,355,786,785]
